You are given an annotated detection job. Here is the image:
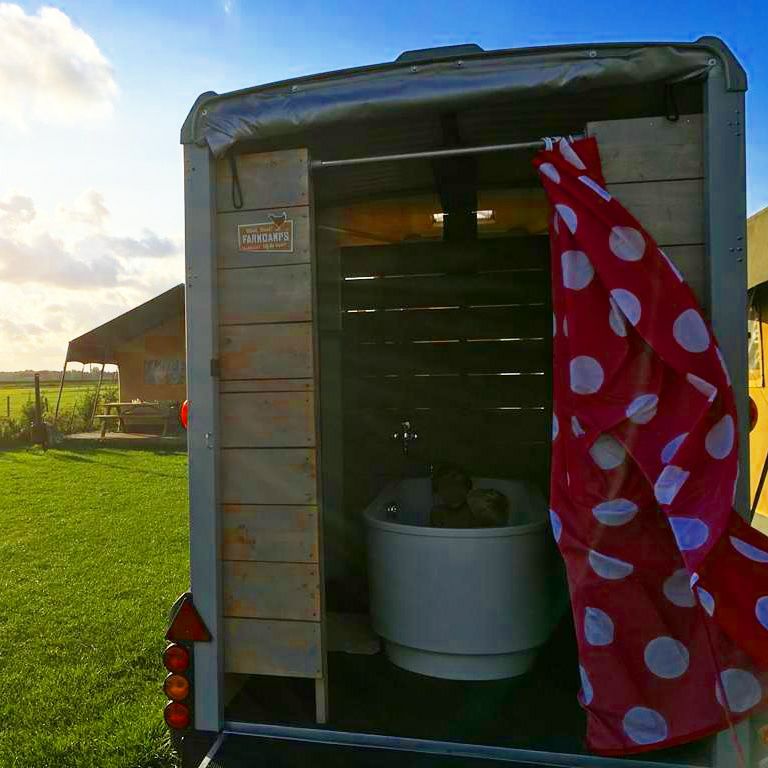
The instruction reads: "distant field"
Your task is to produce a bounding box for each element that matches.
[0,380,116,422]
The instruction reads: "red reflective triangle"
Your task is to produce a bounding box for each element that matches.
[166,594,211,642]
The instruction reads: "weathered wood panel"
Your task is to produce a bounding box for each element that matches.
[341,237,549,277]
[218,207,311,269]
[345,339,548,376]
[220,392,315,447]
[221,449,317,505]
[216,149,309,213]
[609,180,704,247]
[223,562,320,621]
[588,115,703,184]
[218,264,312,325]
[663,245,706,307]
[342,270,549,311]
[220,378,313,393]
[221,505,319,562]
[223,618,322,678]
[344,374,549,410]
[219,324,314,381]
[344,305,550,343]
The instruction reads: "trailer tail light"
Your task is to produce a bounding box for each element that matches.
[164,673,191,701]
[163,643,190,673]
[751,396,759,433]
[166,593,211,642]
[164,701,191,730]
[180,400,189,430]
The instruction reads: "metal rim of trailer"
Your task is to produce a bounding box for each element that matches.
[181,37,750,767]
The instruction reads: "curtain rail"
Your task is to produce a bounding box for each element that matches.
[310,134,585,170]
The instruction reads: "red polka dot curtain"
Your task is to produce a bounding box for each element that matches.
[537,137,768,755]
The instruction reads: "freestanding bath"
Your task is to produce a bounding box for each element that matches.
[364,477,558,681]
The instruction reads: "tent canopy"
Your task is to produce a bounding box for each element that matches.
[65,284,185,365]
[749,207,768,290]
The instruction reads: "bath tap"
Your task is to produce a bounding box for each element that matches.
[393,420,419,455]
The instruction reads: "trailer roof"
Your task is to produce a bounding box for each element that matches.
[181,37,745,157]
[66,284,184,365]
[749,207,768,290]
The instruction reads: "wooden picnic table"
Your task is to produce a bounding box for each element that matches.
[93,401,176,438]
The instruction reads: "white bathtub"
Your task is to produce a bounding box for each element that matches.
[363,477,556,681]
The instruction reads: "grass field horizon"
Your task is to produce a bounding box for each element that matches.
[0,380,118,422]
[0,442,188,767]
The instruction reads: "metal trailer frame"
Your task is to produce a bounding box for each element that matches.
[181,40,751,768]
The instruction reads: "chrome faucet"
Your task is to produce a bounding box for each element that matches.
[393,420,419,455]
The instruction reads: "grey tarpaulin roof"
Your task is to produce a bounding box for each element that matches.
[181,37,746,156]
[66,284,184,365]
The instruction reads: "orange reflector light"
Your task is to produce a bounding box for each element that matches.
[180,400,189,430]
[166,593,211,642]
[164,700,191,730]
[163,643,190,673]
[164,673,190,701]
[750,396,759,433]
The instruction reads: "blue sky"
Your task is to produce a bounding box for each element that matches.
[0,0,766,369]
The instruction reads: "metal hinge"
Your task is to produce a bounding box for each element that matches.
[210,358,220,377]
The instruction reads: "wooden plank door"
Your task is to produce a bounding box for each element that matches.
[215,148,328,723]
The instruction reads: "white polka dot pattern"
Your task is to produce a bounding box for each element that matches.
[589,434,626,470]
[592,498,638,527]
[622,707,668,745]
[555,204,578,234]
[661,433,688,464]
[608,298,627,337]
[552,413,559,441]
[588,550,634,580]
[579,665,594,705]
[579,175,612,201]
[584,606,615,645]
[654,465,690,505]
[570,356,604,394]
[669,517,710,551]
[610,289,642,327]
[730,537,768,563]
[696,587,715,617]
[561,250,594,290]
[549,509,562,543]
[705,415,734,460]
[626,394,658,425]
[755,596,768,630]
[716,669,762,713]
[539,162,560,183]
[659,249,684,281]
[663,569,696,608]
[559,138,586,169]
[571,416,585,438]
[644,637,689,679]
[673,310,710,353]
[686,373,717,401]
[609,226,646,262]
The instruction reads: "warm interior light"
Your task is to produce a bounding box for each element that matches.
[432,209,494,224]
[750,396,759,433]
[164,673,191,701]
[164,700,191,730]
[163,643,190,673]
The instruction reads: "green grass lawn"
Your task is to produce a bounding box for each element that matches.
[0,442,188,768]
[0,381,109,422]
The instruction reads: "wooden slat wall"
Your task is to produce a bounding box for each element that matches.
[588,114,707,308]
[215,148,327,718]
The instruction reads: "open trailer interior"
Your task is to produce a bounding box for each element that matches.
[177,38,756,768]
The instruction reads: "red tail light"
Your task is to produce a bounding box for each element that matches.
[166,594,211,642]
[164,673,191,701]
[163,643,190,673]
[180,400,189,430]
[164,701,191,730]
[750,396,759,433]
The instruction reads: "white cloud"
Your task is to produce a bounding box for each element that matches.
[0,194,35,231]
[222,0,235,14]
[0,4,117,127]
[59,190,110,230]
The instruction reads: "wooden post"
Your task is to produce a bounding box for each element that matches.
[6,396,9,419]
[53,359,68,425]
[33,374,47,450]
[88,363,106,431]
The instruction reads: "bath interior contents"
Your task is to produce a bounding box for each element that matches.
[429,462,474,528]
[429,464,511,528]
[537,135,768,756]
[467,488,510,527]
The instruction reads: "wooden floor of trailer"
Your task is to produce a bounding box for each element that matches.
[66,431,186,448]
[226,617,710,766]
